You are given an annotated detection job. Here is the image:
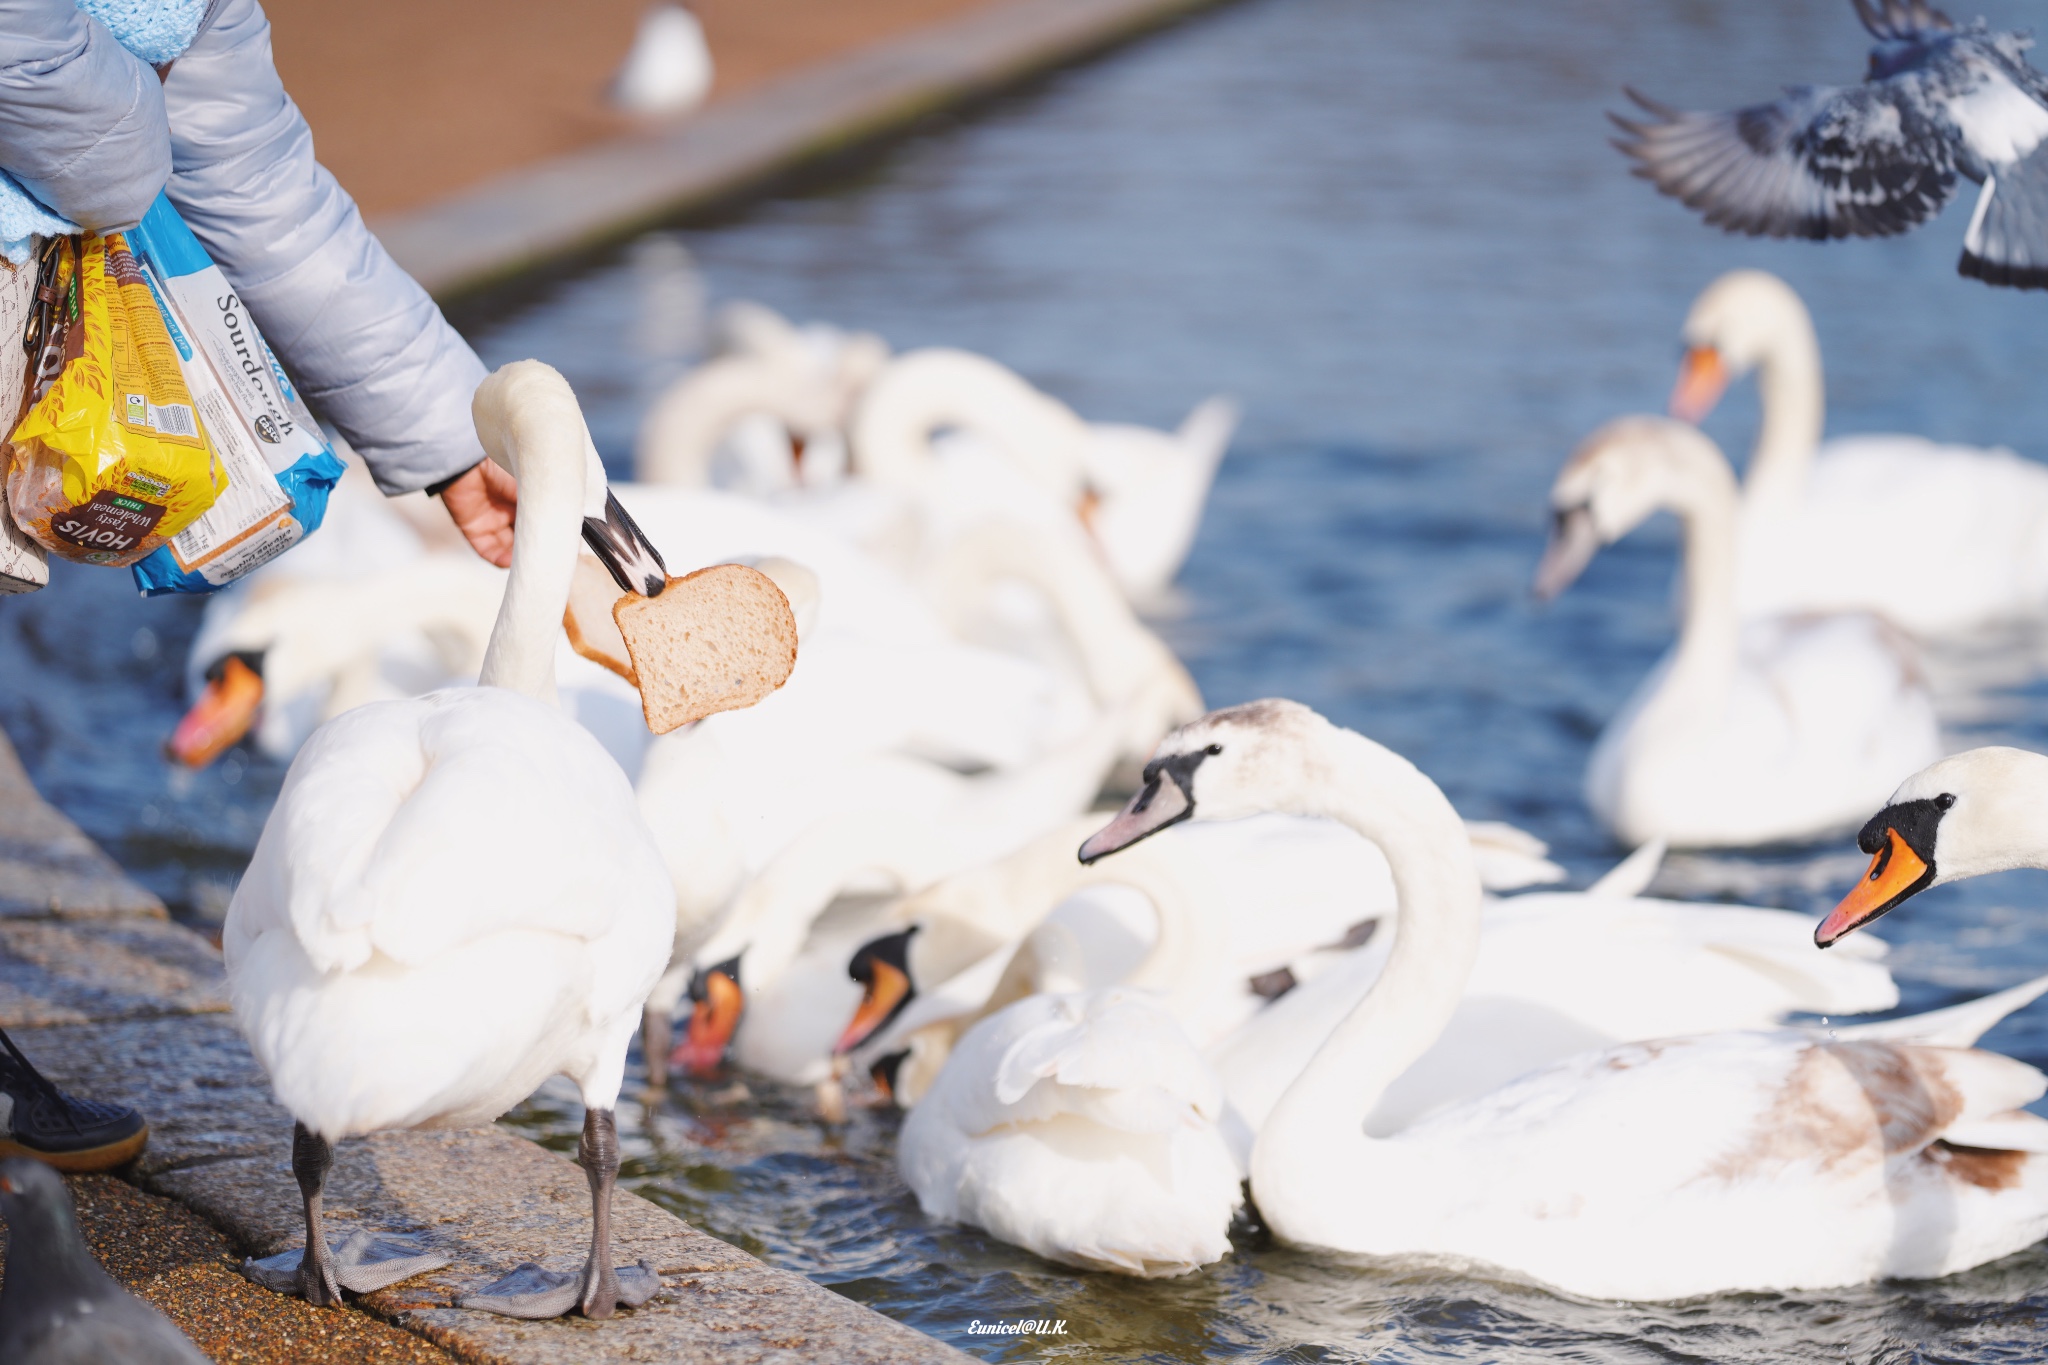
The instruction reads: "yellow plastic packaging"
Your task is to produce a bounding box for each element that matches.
[5,233,223,566]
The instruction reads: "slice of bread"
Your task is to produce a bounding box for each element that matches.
[615,563,798,733]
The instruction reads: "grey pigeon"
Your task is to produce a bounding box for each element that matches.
[0,1158,209,1365]
[1615,0,2048,288]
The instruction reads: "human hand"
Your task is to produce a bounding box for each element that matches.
[437,460,518,568]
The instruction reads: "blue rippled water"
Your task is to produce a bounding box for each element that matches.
[11,0,2048,1357]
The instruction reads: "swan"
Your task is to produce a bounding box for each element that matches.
[848,822,1898,1162]
[1669,270,2048,635]
[850,348,1235,603]
[1818,744,2048,947]
[1536,415,1942,848]
[894,923,1243,1278]
[224,361,677,1319]
[1078,699,2048,1301]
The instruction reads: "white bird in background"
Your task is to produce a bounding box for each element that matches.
[1536,415,1941,848]
[225,362,676,1320]
[851,347,1236,604]
[1079,700,2048,1301]
[1665,269,2048,636]
[610,3,713,118]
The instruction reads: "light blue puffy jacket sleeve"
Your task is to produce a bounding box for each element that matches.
[161,0,486,493]
[0,0,170,232]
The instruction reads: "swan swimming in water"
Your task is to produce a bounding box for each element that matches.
[1667,269,2048,635]
[1079,700,2048,1301]
[225,362,677,1319]
[1537,415,1941,848]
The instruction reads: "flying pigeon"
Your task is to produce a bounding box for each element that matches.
[0,1159,209,1365]
[1614,0,2048,288]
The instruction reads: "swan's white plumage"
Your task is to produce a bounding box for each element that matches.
[1089,701,2048,1300]
[1679,269,2048,635]
[223,361,674,1154]
[898,988,1242,1277]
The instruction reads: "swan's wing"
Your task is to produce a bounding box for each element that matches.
[1829,971,2048,1048]
[971,991,1222,1134]
[1584,839,1665,899]
[1613,80,1962,240]
[247,691,667,976]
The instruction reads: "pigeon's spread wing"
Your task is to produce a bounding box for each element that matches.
[1614,82,1959,240]
[1961,136,2048,288]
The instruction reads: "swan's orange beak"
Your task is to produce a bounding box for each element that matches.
[1669,346,1730,424]
[1817,828,1930,947]
[835,960,909,1056]
[671,967,742,1077]
[167,656,264,768]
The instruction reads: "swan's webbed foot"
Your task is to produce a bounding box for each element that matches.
[458,1106,656,1319]
[244,1230,450,1301]
[456,1258,660,1319]
[242,1123,447,1304]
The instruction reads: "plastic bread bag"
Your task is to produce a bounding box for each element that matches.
[123,194,344,594]
[6,231,224,566]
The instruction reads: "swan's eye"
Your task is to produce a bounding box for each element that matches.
[1936,793,1956,810]
[1204,744,1223,756]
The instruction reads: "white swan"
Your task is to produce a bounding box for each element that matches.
[849,820,1897,1165]
[224,361,677,1319]
[1672,269,2048,635]
[895,924,1243,1278]
[1537,415,1941,848]
[1079,700,2048,1301]
[851,347,1234,603]
[1819,744,2048,948]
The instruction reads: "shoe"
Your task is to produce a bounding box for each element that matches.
[0,1029,148,1172]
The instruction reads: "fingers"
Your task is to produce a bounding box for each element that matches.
[438,461,519,568]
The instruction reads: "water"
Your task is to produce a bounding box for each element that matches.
[11,0,2048,1357]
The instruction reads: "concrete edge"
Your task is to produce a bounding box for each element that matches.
[374,0,1227,298]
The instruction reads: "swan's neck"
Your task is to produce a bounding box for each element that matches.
[1649,452,1744,730]
[1250,728,1482,1227]
[855,360,1089,498]
[1741,316,1824,522]
[476,450,585,704]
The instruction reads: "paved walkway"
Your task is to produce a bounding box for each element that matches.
[0,728,967,1364]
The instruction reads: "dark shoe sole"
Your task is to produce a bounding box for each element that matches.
[0,1124,148,1172]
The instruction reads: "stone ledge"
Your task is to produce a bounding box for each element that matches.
[0,728,166,919]
[14,1016,970,1363]
[375,0,1224,297]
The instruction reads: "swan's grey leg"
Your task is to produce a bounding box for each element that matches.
[456,1107,660,1319]
[579,1107,623,1318]
[643,1008,671,1093]
[240,1124,449,1301]
[294,1123,345,1307]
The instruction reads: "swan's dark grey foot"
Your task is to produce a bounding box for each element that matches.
[457,1259,660,1319]
[458,1107,650,1319]
[244,1231,449,1297]
[242,1123,448,1304]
